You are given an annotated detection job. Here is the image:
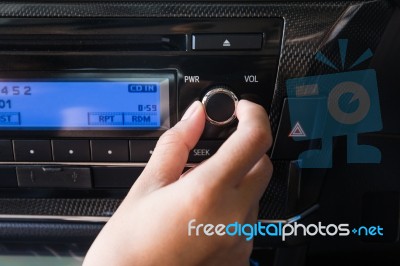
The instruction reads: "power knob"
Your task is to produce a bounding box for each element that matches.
[201,87,239,126]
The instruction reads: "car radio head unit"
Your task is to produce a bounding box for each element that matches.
[0,17,283,196]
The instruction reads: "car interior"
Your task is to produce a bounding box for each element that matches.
[0,0,399,265]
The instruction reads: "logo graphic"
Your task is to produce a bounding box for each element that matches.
[286,39,382,168]
[188,219,384,242]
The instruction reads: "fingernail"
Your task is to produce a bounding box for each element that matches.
[181,101,200,121]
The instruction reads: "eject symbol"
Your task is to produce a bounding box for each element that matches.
[223,39,231,47]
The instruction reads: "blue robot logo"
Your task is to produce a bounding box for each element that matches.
[286,39,382,168]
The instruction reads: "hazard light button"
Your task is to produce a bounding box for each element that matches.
[271,98,321,160]
[192,34,263,51]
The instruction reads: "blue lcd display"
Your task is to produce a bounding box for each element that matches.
[0,78,170,130]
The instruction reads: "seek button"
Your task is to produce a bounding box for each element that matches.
[189,141,223,163]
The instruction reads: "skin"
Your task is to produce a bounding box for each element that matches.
[83,100,273,266]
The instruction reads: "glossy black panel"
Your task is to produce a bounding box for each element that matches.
[92,167,142,188]
[0,140,13,161]
[0,167,17,188]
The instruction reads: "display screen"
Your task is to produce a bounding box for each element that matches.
[0,77,170,130]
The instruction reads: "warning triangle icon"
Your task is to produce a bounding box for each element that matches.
[289,122,306,137]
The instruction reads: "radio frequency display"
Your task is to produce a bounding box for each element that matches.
[0,78,170,130]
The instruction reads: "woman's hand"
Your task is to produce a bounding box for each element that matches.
[83,100,273,266]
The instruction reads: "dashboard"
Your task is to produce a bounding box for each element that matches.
[0,1,399,265]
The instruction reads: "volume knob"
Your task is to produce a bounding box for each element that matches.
[201,87,238,126]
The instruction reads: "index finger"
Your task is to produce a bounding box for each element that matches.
[193,100,273,186]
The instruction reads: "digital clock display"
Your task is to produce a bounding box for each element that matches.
[0,77,170,130]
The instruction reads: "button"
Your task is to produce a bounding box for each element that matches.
[271,99,321,160]
[13,140,52,162]
[16,167,92,188]
[92,167,143,188]
[202,88,238,126]
[52,140,91,162]
[0,167,17,188]
[0,112,20,125]
[188,141,223,163]
[192,34,262,50]
[91,140,129,162]
[0,140,14,161]
[130,140,157,162]
[88,112,124,126]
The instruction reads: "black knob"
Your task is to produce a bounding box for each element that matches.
[201,87,238,126]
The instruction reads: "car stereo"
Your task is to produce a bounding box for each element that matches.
[0,18,283,195]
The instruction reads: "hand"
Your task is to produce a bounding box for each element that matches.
[83,100,273,266]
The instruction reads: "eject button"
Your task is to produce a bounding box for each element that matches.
[192,34,262,50]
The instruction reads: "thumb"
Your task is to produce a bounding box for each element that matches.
[131,101,205,195]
